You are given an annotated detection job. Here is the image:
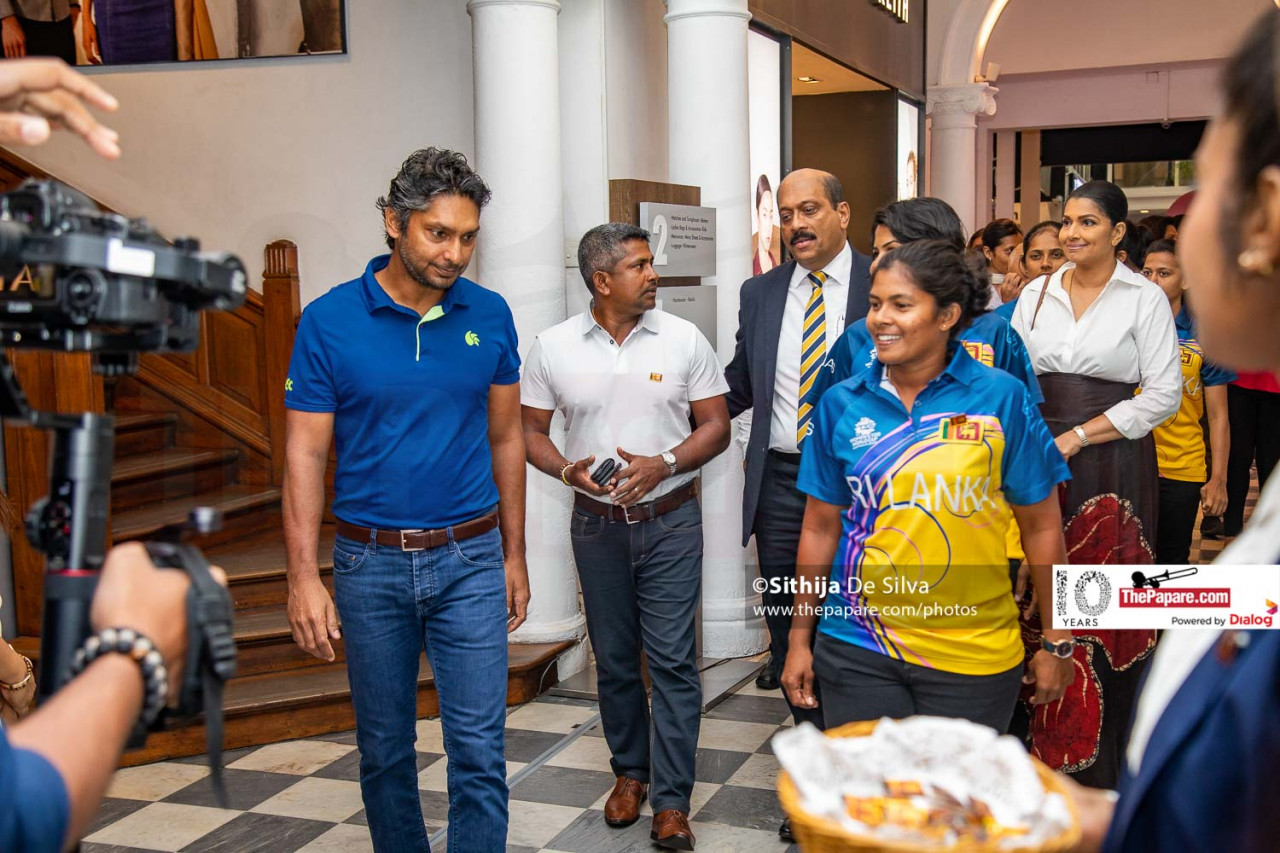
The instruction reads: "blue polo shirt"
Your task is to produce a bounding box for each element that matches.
[285,255,520,529]
[813,312,1043,405]
[797,345,1070,674]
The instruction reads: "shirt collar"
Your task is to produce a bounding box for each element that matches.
[1050,260,1147,295]
[359,254,472,316]
[793,241,853,290]
[853,342,979,392]
[580,302,659,336]
[1175,302,1194,333]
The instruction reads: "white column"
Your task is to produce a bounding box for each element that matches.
[926,83,998,235]
[664,0,766,658]
[468,0,587,667]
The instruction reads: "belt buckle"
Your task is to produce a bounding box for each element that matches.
[399,529,427,552]
[621,503,643,525]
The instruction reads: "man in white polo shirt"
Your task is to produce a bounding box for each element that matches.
[521,222,730,851]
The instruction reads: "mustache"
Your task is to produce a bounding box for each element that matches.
[790,231,816,246]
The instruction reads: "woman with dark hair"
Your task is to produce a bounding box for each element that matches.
[1010,179,1181,788]
[981,218,1023,306]
[81,0,178,64]
[1116,220,1154,272]
[781,240,1073,732]
[1141,239,1234,564]
[752,173,781,275]
[995,220,1065,319]
[1068,11,1280,850]
[1163,214,1183,241]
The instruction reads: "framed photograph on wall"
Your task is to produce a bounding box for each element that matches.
[897,96,920,200]
[64,0,346,66]
[748,26,785,277]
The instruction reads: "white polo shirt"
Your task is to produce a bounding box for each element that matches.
[521,306,729,502]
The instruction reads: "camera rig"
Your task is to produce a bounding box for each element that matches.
[0,179,246,804]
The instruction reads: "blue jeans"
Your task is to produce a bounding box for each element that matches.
[570,498,703,814]
[333,525,509,853]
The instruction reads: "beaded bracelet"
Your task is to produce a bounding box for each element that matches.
[70,627,169,728]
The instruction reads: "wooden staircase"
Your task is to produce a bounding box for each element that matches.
[3,233,570,766]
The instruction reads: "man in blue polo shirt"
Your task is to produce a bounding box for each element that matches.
[283,148,528,853]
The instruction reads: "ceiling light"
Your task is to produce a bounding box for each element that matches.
[1140,209,1150,214]
[796,76,821,84]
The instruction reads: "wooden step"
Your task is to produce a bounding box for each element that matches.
[205,526,337,611]
[112,485,282,545]
[111,448,240,512]
[117,641,574,766]
[113,411,177,457]
[232,606,343,676]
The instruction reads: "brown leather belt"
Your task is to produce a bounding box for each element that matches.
[573,480,698,524]
[335,511,499,552]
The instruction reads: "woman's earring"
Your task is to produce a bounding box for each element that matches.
[1237,248,1276,276]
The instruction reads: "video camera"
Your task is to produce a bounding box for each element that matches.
[0,179,245,803]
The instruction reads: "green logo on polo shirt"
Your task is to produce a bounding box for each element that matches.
[285,378,294,391]
[465,331,480,347]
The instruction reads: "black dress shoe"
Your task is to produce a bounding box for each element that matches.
[755,658,779,690]
[779,817,794,842]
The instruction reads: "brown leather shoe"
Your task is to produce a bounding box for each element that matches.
[604,776,648,827]
[650,809,696,850]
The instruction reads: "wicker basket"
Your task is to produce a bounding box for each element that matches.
[776,720,1082,853]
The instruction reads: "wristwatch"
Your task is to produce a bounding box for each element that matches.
[661,451,678,477]
[1072,425,1090,447]
[1041,637,1077,659]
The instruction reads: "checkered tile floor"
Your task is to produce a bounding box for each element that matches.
[82,680,800,853]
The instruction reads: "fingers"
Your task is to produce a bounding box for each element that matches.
[311,613,335,661]
[0,112,48,146]
[1022,588,1039,619]
[22,88,120,159]
[0,58,118,111]
[326,600,341,640]
[616,447,635,462]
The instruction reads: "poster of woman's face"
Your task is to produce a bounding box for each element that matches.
[72,0,345,67]
[748,29,782,277]
[897,98,920,200]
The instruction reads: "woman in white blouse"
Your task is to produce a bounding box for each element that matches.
[1009,180,1181,790]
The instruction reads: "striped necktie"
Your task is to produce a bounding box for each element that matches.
[797,269,828,447]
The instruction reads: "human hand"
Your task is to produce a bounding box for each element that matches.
[1014,561,1041,618]
[1058,773,1116,853]
[609,447,669,507]
[1023,649,1075,705]
[1201,478,1227,518]
[0,58,118,156]
[505,554,530,633]
[999,269,1028,303]
[564,454,612,496]
[780,642,818,709]
[2,16,26,59]
[91,542,228,695]
[287,573,340,662]
[81,13,101,64]
[1054,431,1084,461]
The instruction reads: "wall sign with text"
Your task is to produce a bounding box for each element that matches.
[638,202,717,278]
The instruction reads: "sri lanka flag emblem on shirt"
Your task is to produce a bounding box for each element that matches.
[938,417,984,443]
[962,340,996,368]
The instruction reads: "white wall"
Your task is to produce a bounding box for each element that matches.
[8,3,475,306]
[984,0,1271,76]
[604,0,668,183]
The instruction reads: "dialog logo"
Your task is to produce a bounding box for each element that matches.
[465,331,480,346]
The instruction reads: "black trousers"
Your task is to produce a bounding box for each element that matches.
[16,17,75,63]
[813,634,1024,733]
[753,450,823,727]
[1225,385,1280,535]
[1157,477,1203,565]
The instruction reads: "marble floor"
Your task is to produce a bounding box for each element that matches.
[81,678,800,853]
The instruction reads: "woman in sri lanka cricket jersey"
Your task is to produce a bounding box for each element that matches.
[1141,239,1235,564]
[780,240,1076,732]
[811,197,1045,590]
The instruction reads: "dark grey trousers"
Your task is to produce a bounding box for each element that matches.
[570,498,702,814]
[754,451,825,727]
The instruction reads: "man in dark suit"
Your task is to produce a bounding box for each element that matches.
[724,168,871,731]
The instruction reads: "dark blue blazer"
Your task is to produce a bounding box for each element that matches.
[723,246,872,545]
[1103,629,1280,853]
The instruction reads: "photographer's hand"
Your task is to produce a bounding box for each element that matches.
[8,542,227,848]
[0,58,119,157]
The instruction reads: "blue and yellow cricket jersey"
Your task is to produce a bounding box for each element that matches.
[1154,308,1235,483]
[797,346,1070,675]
